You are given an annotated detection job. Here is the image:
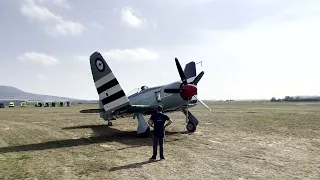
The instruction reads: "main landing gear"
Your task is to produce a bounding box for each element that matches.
[133,113,151,137]
[182,109,199,133]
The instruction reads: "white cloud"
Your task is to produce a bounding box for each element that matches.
[46,20,87,36]
[17,52,60,66]
[153,0,216,7]
[121,7,147,28]
[102,48,159,62]
[74,55,88,62]
[38,0,71,9]
[20,0,59,22]
[76,48,159,62]
[20,0,86,36]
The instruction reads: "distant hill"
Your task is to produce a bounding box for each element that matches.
[0,85,97,104]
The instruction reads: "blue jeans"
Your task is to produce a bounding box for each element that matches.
[153,135,164,157]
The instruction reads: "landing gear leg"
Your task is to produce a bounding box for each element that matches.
[105,116,115,126]
[134,113,151,137]
[182,109,199,133]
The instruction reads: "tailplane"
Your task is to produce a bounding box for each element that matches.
[90,52,130,114]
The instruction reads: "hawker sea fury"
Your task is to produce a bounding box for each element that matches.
[80,52,211,136]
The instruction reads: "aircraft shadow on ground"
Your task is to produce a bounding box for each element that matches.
[0,125,189,154]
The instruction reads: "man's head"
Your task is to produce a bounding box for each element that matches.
[157,105,163,112]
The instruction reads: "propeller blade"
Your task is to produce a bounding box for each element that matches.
[192,71,204,85]
[193,96,211,111]
[175,57,188,85]
[164,88,182,93]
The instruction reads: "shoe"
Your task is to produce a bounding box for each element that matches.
[160,156,165,160]
[150,155,156,160]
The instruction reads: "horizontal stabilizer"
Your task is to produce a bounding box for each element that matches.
[79,109,104,113]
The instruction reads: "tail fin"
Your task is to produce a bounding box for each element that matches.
[184,61,197,83]
[90,52,130,114]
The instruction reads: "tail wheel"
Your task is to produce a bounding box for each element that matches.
[108,121,112,126]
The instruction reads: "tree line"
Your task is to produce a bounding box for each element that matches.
[270,96,320,102]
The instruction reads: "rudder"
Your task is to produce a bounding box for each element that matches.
[90,52,130,114]
[184,61,197,83]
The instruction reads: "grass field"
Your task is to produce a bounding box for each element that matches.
[0,102,319,179]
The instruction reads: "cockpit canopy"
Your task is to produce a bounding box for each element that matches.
[127,85,149,97]
[140,85,148,91]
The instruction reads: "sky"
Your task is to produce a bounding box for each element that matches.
[0,0,319,100]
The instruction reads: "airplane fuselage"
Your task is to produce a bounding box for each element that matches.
[128,81,197,112]
[98,81,197,120]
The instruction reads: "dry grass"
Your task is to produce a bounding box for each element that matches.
[0,102,319,180]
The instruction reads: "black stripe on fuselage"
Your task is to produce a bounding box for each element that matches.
[101,90,126,105]
[97,78,119,94]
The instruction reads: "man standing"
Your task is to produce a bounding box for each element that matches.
[148,105,172,160]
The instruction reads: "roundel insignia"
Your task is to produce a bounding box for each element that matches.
[95,58,105,72]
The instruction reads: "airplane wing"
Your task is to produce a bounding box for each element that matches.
[80,104,159,115]
[80,103,197,116]
[79,108,104,113]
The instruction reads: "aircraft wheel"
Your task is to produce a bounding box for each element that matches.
[108,121,112,126]
[186,121,196,132]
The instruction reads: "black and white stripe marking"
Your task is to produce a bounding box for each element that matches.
[94,72,129,111]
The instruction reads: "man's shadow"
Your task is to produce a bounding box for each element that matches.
[109,159,160,171]
[0,124,189,153]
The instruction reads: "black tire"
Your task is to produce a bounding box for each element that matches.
[186,121,196,132]
[108,121,112,126]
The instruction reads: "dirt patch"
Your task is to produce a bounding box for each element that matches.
[0,102,319,179]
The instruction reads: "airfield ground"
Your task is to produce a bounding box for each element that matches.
[0,102,319,179]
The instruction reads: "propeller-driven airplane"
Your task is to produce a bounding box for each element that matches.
[80,52,211,136]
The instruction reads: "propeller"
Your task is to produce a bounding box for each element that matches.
[192,71,204,85]
[164,58,205,99]
[164,57,211,113]
[193,96,211,111]
[175,58,188,85]
[164,58,199,99]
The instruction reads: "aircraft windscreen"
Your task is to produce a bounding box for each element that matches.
[127,85,149,97]
[127,87,140,96]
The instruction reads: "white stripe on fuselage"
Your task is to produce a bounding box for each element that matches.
[103,96,129,111]
[98,84,123,100]
[94,72,115,89]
